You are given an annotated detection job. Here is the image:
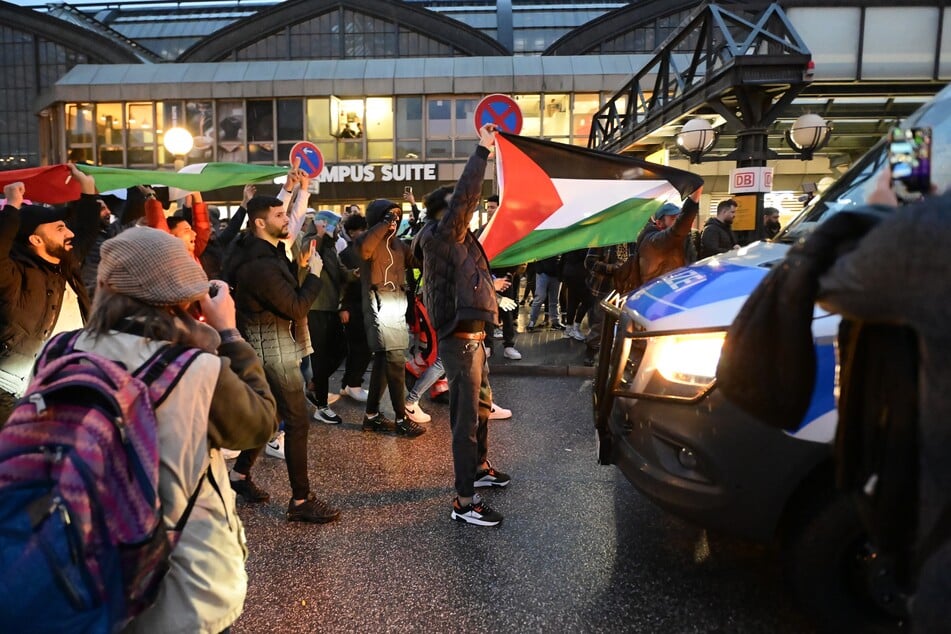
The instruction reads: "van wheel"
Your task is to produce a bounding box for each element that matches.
[783,495,907,633]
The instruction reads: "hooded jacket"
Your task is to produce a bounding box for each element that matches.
[636,198,700,284]
[414,146,497,339]
[0,196,98,396]
[226,232,319,363]
[356,199,416,293]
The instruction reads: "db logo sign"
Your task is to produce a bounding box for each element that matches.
[730,167,774,194]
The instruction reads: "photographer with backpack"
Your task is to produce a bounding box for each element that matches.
[0,227,277,633]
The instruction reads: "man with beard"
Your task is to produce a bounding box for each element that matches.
[225,195,340,524]
[0,165,100,422]
[750,206,782,242]
[699,198,739,258]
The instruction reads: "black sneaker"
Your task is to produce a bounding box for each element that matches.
[230,476,270,503]
[551,322,566,331]
[362,412,394,433]
[394,417,425,437]
[314,406,343,425]
[474,463,511,488]
[451,496,503,527]
[287,493,340,524]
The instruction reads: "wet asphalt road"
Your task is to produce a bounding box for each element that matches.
[231,374,815,633]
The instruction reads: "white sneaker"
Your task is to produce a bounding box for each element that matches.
[265,431,285,460]
[489,402,512,420]
[493,328,503,339]
[405,402,431,424]
[341,386,368,402]
[221,448,240,460]
[485,347,492,358]
[570,325,586,342]
[503,346,522,360]
[327,392,341,405]
[562,326,574,339]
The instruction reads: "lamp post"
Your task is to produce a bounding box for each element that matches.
[785,113,831,161]
[675,118,718,164]
[163,126,193,171]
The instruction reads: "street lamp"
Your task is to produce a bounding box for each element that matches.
[785,113,831,161]
[163,126,193,170]
[676,117,719,164]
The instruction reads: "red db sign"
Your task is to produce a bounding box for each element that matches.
[730,167,773,194]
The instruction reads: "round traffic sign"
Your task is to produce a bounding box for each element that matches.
[474,94,523,135]
[289,141,324,177]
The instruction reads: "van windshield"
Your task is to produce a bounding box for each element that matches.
[778,142,887,243]
[777,90,951,244]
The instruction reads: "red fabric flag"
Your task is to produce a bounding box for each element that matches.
[0,165,81,205]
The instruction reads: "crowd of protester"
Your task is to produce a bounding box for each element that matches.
[0,122,796,631]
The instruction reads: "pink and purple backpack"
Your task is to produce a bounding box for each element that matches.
[0,330,202,633]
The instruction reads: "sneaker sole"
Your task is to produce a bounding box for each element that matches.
[473,478,510,488]
[313,412,343,424]
[450,510,502,526]
[265,448,285,459]
[287,512,340,524]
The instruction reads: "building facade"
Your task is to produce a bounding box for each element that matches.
[3,0,950,210]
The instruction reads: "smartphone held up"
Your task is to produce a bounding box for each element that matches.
[888,126,932,196]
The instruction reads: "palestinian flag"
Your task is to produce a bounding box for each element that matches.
[0,163,286,205]
[481,134,703,267]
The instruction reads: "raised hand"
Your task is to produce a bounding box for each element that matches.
[68,163,96,195]
[199,281,237,331]
[242,184,256,206]
[3,182,25,209]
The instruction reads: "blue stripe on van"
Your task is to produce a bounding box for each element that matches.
[625,262,768,322]
[797,342,837,431]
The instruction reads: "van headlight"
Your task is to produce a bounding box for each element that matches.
[635,331,726,400]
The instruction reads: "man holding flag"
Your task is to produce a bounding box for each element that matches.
[416,124,512,527]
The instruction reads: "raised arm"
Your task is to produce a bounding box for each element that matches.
[144,196,170,233]
[643,196,701,251]
[190,194,212,257]
[63,166,101,262]
[436,124,494,243]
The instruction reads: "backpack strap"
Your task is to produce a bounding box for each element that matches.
[134,344,203,408]
[34,330,84,371]
[172,466,208,535]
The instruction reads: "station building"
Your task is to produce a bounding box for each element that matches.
[2,0,949,214]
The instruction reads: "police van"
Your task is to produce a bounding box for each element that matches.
[592,84,951,630]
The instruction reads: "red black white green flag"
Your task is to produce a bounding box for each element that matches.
[480,133,703,267]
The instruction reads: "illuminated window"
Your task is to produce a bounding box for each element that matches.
[514,94,541,137]
[217,100,247,164]
[126,103,155,166]
[306,98,336,162]
[543,94,570,138]
[66,104,94,164]
[333,98,365,162]
[571,94,600,146]
[96,103,124,166]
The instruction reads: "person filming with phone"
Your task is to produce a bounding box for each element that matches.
[719,122,951,629]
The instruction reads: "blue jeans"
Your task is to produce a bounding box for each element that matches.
[529,272,561,325]
[407,358,444,404]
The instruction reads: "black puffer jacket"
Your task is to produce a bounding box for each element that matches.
[414,145,496,339]
[226,232,320,363]
[699,216,738,258]
[0,196,98,395]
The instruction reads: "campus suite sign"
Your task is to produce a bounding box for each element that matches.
[317,163,437,183]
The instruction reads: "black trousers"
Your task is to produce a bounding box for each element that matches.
[307,310,347,407]
[366,349,406,418]
[342,309,372,389]
[563,273,592,325]
[234,357,311,500]
[441,336,492,498]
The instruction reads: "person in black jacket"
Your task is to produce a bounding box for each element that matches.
[560,248,591,342]
[355,198,424,437]
[225,195,340,524]
[699,198,739,258]
[337,214,372,403]
[0,166,99,422]
[415,124,512,527]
